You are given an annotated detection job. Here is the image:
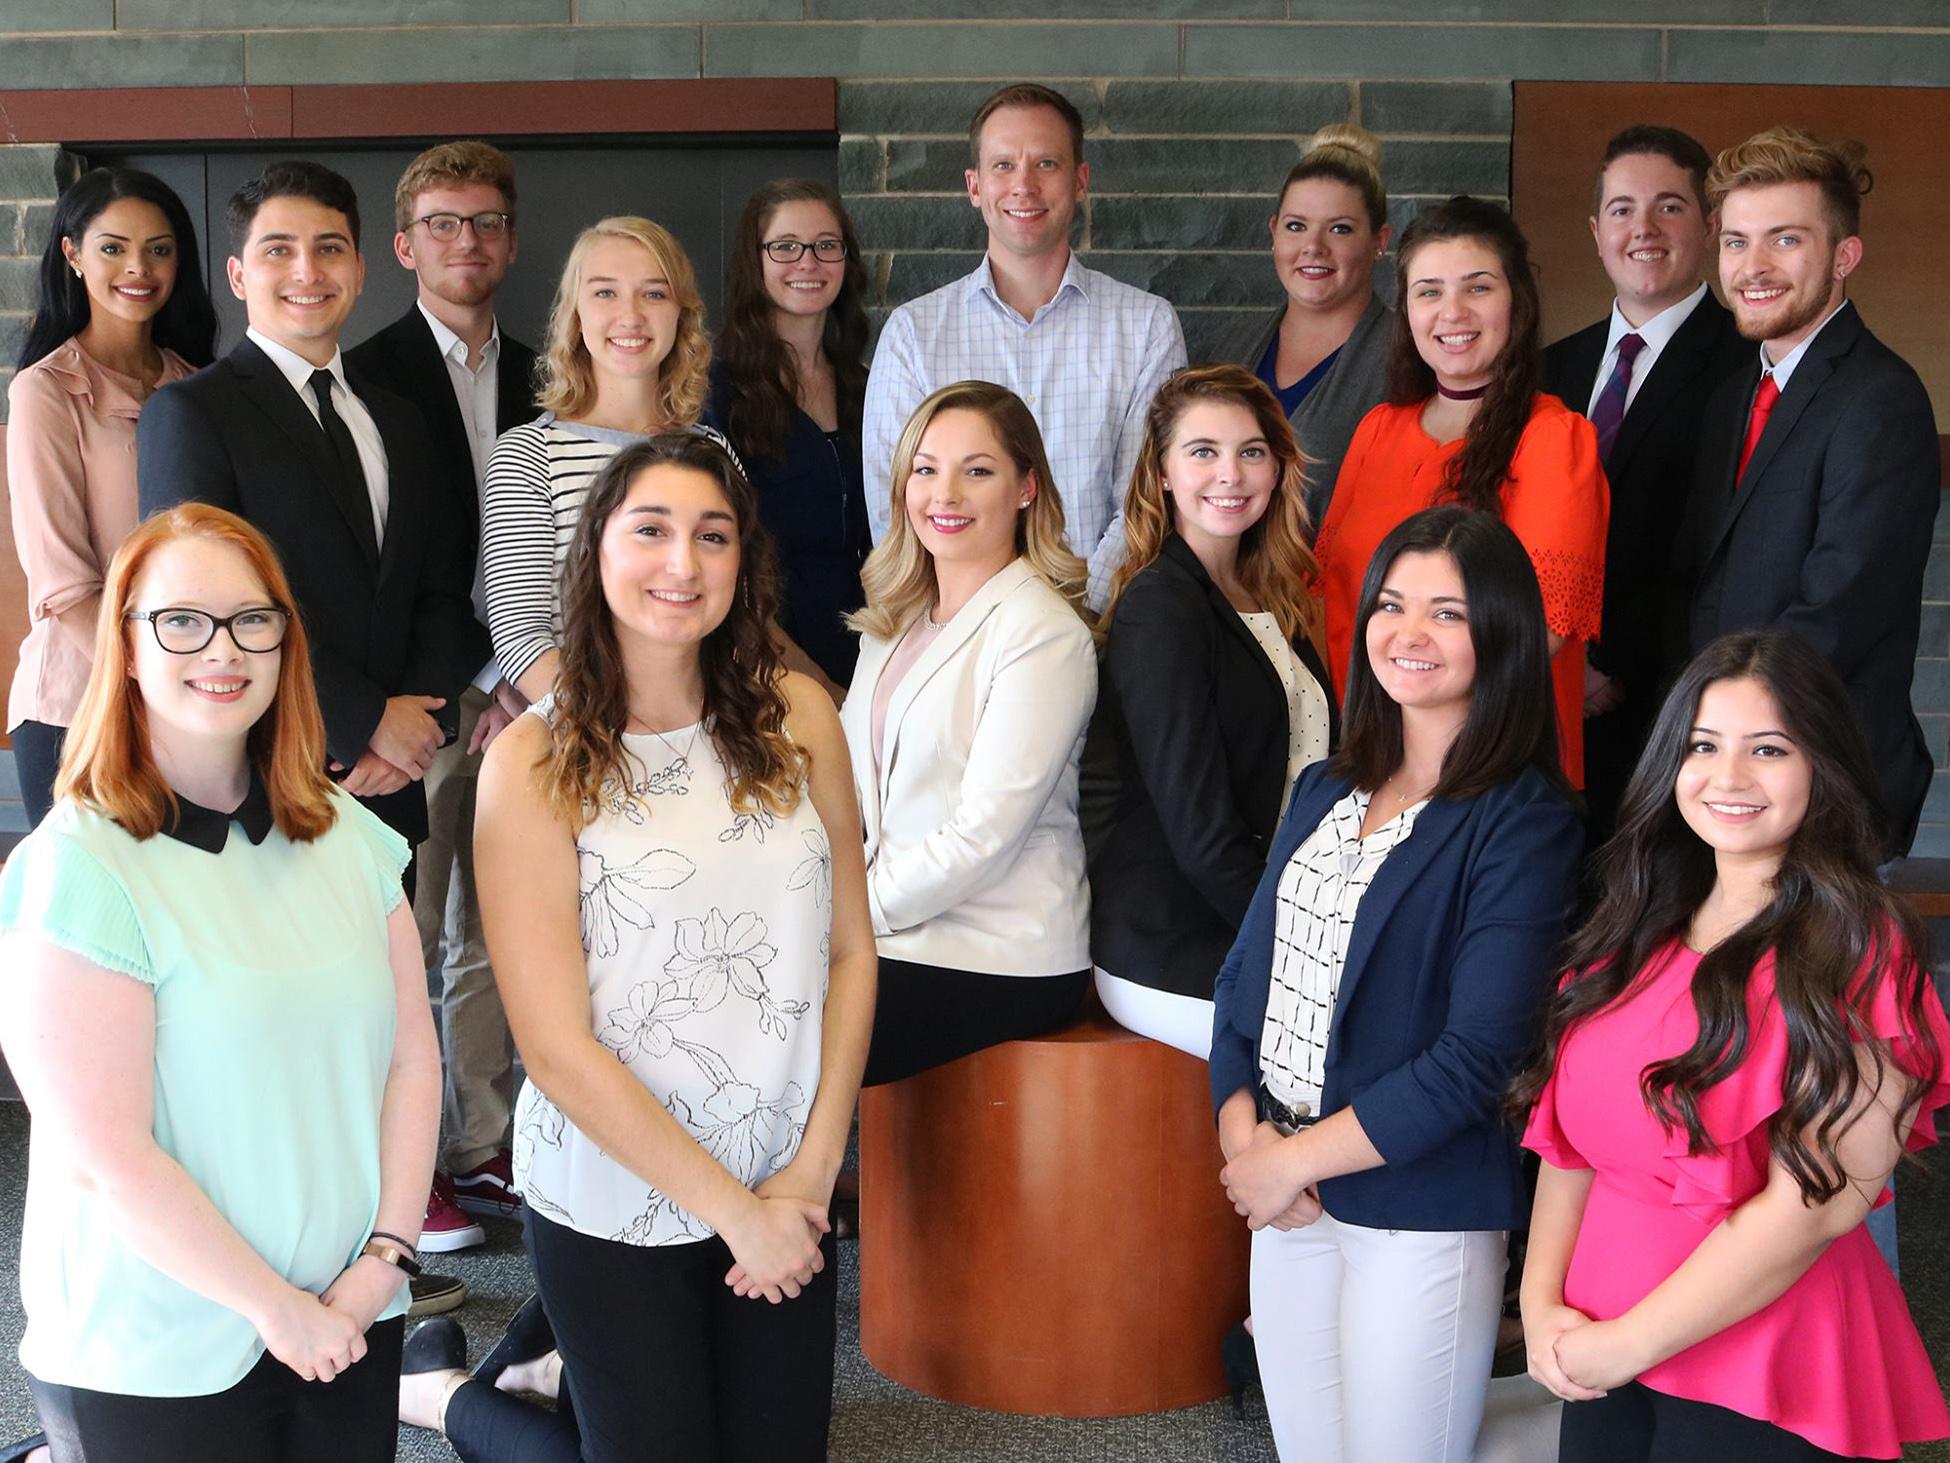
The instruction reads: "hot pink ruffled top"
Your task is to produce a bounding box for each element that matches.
[1523,942,1950,1459]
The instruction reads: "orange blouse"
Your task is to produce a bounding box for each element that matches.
[1315,393,1608,785]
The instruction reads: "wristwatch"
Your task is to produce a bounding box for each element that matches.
[360,1236,423,1278]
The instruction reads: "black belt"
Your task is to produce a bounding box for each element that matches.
[1258,1082,1319,1131]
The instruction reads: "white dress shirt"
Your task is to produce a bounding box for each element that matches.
[246,326,389,546]
[417,300,505,689]
[1757,297,1852,393]
[861,252,1186,610]
[1583,282,1708,418]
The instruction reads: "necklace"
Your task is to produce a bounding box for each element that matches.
[631,712,703,772]
[1435,381,1489,401]
[1383,771,1433,805]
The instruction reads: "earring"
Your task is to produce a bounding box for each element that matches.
[71,266,82,278]
[1019,497,1031,508]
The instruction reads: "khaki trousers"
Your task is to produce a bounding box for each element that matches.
[415,684,515,1173]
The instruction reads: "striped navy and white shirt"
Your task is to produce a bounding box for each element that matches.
[480,414,733,688]
[861,252,1186,611]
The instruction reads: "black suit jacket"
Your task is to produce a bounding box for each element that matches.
[1680,302,1941,855]
[346,304,540,599]
[135,335,481,844]
[1087,534,1337,1000]
[1545,292,1749,834]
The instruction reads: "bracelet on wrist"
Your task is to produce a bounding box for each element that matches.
[360,1237,423,1278]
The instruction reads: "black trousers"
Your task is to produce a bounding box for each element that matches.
[29,1315,403,1463]
[1560,1381,1864,1462]
[445,1209,837,1463]
[12,719,65,829]
[861,958,1090,1087]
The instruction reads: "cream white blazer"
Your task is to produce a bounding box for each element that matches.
[841,557,1097,977]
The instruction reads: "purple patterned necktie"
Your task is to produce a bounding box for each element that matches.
[1588,331,1645,468]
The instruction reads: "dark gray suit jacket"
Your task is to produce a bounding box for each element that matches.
[1680,302,1941,856]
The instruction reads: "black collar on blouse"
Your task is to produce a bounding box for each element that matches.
[159,771,275,853]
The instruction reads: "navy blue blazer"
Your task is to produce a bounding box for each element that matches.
[1210,762,1580,1232]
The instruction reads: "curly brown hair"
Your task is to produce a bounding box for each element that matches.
[541,434,806,829]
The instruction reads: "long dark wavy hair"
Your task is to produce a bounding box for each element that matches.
[1510,632,1943,1205]
[1385,196,1543,516]
[543,433,807,829]
[718,178,871,464]
[20,166,218,371]
[1334,505,1564,803]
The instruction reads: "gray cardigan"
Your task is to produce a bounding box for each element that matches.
[1200,293,1394,531]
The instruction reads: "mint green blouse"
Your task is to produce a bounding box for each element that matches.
[0,785,410,1396]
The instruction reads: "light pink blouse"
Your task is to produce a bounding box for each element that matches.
[7,338,194,729]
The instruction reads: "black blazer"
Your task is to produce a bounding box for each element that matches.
[1680,302,1941,856]
[1545,292,1747,701]
[1088,534,1336,1000]
[346,304,540,598]
[135,335,481,844]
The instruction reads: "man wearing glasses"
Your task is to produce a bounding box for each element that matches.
[349,142,540,1256]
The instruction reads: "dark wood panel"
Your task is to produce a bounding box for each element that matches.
[0,79,834,146]
[1514,81,1950,438]
[0,87,293,142]
[289,78,835,139]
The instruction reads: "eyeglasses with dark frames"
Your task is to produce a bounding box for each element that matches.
[762,238,848,264]
[414,211,514,242]
[126,606,291,655]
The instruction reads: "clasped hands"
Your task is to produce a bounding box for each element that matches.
[720,1163,831,1305]
[1524,1301,1649,1402]
[332,695,447,796]
[1220,1121,1323,1231]
[256,1254,400,1385]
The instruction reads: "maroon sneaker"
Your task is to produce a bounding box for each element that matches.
[420,1171,486,1252]
[451,1150,523,1220]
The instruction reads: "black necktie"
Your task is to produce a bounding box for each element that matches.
[310,368,379,562]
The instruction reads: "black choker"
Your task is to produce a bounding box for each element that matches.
[1435,382,1489,401]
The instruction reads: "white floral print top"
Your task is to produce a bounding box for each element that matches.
[512,713,831,1246]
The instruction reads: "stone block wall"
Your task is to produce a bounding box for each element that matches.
[0,2,1946,842]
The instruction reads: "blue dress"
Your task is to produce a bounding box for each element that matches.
[706,362,871,686]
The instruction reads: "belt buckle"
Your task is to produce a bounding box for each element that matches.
[1258,1083,1316,1133]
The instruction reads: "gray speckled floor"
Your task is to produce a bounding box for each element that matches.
[0,1095,1941,1461]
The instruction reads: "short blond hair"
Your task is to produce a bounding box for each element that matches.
[537,216,711,428]
[1707,126,1871,240]
[393,140,516,232]
[849,381,1087,642]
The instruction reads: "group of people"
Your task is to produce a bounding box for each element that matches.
[0,74,1943,1463]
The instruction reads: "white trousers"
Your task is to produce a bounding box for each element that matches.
[1250,1211,1507,1463]
[1093,967,1213,1060]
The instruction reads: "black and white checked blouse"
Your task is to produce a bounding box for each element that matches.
[1258,787,1426,1116]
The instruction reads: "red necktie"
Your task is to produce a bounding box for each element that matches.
[1735,373,1781,487]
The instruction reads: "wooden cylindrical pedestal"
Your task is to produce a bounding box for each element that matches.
[858,1006,1251,1416]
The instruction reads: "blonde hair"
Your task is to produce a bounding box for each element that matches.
[1280,122,1387,233]
[1707,126,1872,240]
[537,216,711,427]
[392,140,516,231]
[57,504,338,842]
[849,381,1088,642]
[1103,365,1323,651]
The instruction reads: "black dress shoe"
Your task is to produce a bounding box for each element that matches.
[471,1292,555,1388]
[403,1317,467,1375]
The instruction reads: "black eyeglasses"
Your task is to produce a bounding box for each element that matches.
[762,238,848,264]
[126,607,291,654]
[414,211,514,241]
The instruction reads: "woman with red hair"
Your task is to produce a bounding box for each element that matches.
[0,504,441,1463]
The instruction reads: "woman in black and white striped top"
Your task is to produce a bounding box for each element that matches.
[481,216,731,701]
